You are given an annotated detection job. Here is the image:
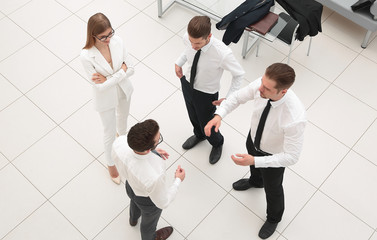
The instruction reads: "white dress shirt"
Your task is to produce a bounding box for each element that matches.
[215,78,307,168]
[175,33,245,97]
[112,136,181,209]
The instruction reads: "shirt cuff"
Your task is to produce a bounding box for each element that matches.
[174,177,182,186]
[254,156,265,168]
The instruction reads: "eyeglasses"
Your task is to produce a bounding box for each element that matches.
[94,28,115,42]
[156,133,163,146]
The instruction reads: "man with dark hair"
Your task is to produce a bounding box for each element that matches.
[175,16,245,164]
[112,119,185,240]
[205,63,307,239]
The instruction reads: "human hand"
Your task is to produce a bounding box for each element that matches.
[121,62,128,72]
[231,154,255,166]
[175,64,183,78]
[212,98,225,106]
[175,165,185,181]
[204,115,222,137]
[92,73,107,84]
[156,148,169,160]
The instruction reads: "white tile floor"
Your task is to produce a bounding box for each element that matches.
[0,0,377,239]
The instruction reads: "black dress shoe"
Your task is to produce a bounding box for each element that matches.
[258,221,278,239]
[182,135,204,150]
[155,226,173,240]
[209,145,222,164]
[232,178,263,191]
[129,218,137,227]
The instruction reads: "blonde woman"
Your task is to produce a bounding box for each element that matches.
[81,13,134,184]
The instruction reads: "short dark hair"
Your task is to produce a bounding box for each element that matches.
[265,63,295,91]
[187,16,211,39]
[127,119,159,152]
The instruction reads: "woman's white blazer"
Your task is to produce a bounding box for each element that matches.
[80,35,134,112]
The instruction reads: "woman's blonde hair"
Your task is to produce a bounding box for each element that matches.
[83,13,112,49]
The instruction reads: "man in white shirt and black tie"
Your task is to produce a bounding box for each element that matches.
[205,63,307,239]
[175,16,245,164]
[112,119,185,240]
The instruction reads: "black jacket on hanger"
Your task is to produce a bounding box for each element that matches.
[216,0,274,45]
[276,0,323,41]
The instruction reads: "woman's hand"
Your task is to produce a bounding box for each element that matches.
[92,73,107,84]
[121,62,128,72]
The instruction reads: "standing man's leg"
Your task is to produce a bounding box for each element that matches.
[125,182,141,226]
[180,76,205,149]
[192,89,224,164]
[233,131,264,190]
[258,167,285,239]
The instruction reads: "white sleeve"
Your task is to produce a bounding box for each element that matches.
[220,51,245,97]
[148,176,181,209]
[215,79,259,118]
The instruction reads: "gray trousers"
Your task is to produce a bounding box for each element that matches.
[126,181,162,240]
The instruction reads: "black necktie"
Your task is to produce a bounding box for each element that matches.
[254,100,271,150]
[190,49,201,89]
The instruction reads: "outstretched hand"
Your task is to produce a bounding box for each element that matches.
[231,153,255,166]
[212,98,225,106]
[204,115,222,137]
[156,148,169,160]
[175,165,185,181]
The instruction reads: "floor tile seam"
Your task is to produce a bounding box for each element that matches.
[1,36,70,95]
[91,206,128,240]
[137,57,181,90]
[185,192,231,239]
[54,0,77,15]
[179,154,230,193]
[221,118,249,139]
[57,116,104,160]
[259,36,303,58]
[333,76,377,112]
[320,30,364,54]
[109,10,143,36]
[278,186,319,236]
[318,188,376,231]
[288,57,332,85]
[0,198,48,240]
[0,89,24,113]
[141,6,180,34]
[360,49,377,65]
[132,31,177,64]
[47,199,90,240]
[8,124,96,200]
[0,0,32,16]
[126,0,156,12]
[0,16,34,63]
[227,190,278,232]
[306,120,351,152]
[0,155,11,172]
[331,78,377,113]
[349,145,377,170]
[320,10,372,53]
[66,58,89,80]
[286,166,319,193]
[7,124,58,163]
[134,87,180,122]
[46,156,96,200]
[159,215,186,239]
[9,8,75,41]
[25,85,92,126]
[68,0,95,15]
[8,158,54,199]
